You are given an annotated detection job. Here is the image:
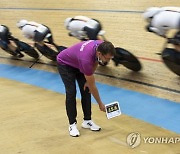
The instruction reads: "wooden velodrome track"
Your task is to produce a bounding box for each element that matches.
[0,0,180,153]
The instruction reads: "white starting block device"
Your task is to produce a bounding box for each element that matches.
[105,101,121,119]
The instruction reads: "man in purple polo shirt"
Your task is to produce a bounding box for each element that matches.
[57,40,116,137]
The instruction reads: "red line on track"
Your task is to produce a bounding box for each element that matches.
[138,57,163,62]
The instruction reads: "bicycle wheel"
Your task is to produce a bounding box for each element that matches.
[162,48,180,76]
[18,41,39,59]
[35,43,58,61]
[112,47,142,71]
[0,40,17,56]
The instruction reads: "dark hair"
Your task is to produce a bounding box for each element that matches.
[97,41,116,56]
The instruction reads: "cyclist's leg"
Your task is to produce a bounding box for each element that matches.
[84,24,101,40]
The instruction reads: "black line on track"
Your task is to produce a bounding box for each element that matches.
[0,7,144,14]
[0,56,179,94]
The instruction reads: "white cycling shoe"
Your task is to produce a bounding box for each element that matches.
[81,120,101,131]
[69,122,80,137]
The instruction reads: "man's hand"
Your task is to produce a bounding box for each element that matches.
[145,25,153,32]
[99,103,106,112]
[83,82,90,93]
[145,25,166,38]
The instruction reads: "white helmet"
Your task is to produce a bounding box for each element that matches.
[17,19,28,28]
[64,17,72,29]
[143,7,162,20]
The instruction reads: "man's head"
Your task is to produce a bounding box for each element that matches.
[96,41,116,64]
[64,18,72,30]
[143,7,162,22]
[17,19,28,29]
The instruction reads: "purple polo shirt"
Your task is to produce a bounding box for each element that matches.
[57,40,103,76]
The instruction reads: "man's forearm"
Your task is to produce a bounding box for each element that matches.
[85,74,103,105]
[89,85,102,105]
